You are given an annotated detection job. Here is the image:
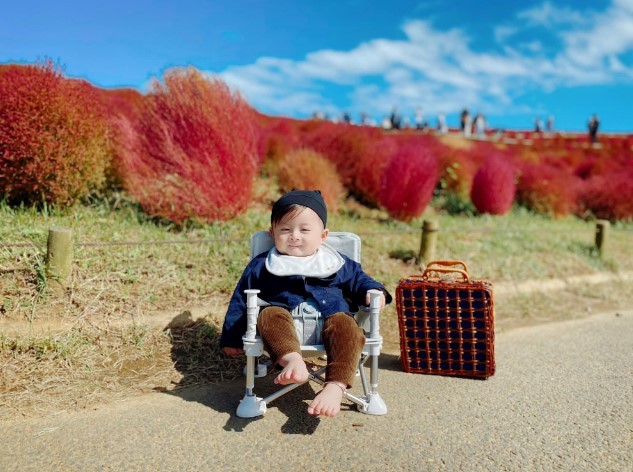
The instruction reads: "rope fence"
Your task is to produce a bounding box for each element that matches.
[0,237,248,249]
[1,223,624,249]
[0,220,614,289]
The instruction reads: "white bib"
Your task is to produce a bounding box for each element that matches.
[265,243,345,278]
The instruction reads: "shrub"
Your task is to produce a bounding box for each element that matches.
[436,148,478,198]
[574,152,626,180]
[91,88,145,189]
[578,170,633,221]
[258,116,302,164]
[277,148,345,212]
[352,134,397,206]
[515,162,580,217]
[0,61,110,206]
[96,87,144,121]
[115,67,258,224]
[305,124,390,205]
[379,142,439,222]
[470,154,516,215]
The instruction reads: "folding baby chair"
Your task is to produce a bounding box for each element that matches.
[236,231,387,418]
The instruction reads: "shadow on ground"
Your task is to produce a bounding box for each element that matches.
[156,310,336,434]
[377,352,403,372]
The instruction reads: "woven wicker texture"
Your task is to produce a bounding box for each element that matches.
[396,261,496,378]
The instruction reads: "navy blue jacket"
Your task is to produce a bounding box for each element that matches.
[220,251,392,348]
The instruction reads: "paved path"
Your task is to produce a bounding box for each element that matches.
[2,311,632,471]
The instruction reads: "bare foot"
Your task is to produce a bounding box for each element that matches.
[275,352,309,385]
[307,382,345,417]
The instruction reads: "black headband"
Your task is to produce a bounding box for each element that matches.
[272,190,327,227]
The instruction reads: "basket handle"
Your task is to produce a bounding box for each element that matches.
[425,260,469,272]
[422,260,469,281]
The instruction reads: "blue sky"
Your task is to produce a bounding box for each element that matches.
[2,0,632,132]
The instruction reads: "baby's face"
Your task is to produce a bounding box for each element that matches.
[270,207,328,257]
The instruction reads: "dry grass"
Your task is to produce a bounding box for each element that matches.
[1,179,632,419]
[0,314,244,419]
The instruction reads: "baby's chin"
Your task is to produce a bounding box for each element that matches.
[284,250,307,257]
[280,247,315,257]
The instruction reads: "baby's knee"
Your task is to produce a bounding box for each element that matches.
[257,306,292,331]
[324,313,365,343]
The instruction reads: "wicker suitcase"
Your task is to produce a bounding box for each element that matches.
[396,260,496,378]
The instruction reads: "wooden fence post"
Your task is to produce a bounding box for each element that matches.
[594,219,609,256]
[418,219,439,265]
[45,227,74,290]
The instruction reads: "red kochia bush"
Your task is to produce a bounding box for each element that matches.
[277,148,345,212]
[0,61,110,206]
[379,142,439,222]
[116,67,258,224]
[470,154,516,215]
[579,170,633,221]
[357,135,398,205]
[304,124,391,205]
[515,162,580,217]
[96,87,144,121]
[257,116,303,164]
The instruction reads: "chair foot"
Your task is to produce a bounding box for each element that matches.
[242,360,269,378]
[236,395,267,418]
[358,392,387,415]
[256,361,269,377]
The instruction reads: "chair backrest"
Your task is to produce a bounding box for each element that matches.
[250,230,361,262]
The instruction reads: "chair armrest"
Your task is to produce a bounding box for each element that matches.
[244,289,260,340]
[367,289,383,339]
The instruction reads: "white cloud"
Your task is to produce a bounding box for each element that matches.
[560,1,633,69]
[517,1,586,27]
[523,41,543,54]
[217,1,633,120]
[494,26,518,44]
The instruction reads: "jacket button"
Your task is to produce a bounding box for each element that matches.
[322,299,326,304]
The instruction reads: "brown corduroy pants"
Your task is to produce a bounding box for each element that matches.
[257,306,365,388]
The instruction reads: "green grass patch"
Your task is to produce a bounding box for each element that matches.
[1,189,632,325]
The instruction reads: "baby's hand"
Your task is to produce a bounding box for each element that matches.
[223,347,244,357]
[365,291,386,309]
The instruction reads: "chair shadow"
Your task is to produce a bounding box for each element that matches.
[156,310,324,434]
[377,352,403,372]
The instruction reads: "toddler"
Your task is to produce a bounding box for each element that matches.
[221,190,391,417]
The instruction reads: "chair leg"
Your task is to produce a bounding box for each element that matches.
[236,355,267,418]
[357,353,387,415]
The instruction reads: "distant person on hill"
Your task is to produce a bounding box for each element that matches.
[437,113,448,135]
[462,110,472,138]
[460,108,469,133]
[474,113,486,138]
[360,112,370,126]
[414,107,425,130]
[534,117,543,133]
[389,106,401,130]
[546,115,554,133]
[588,114,600,143]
